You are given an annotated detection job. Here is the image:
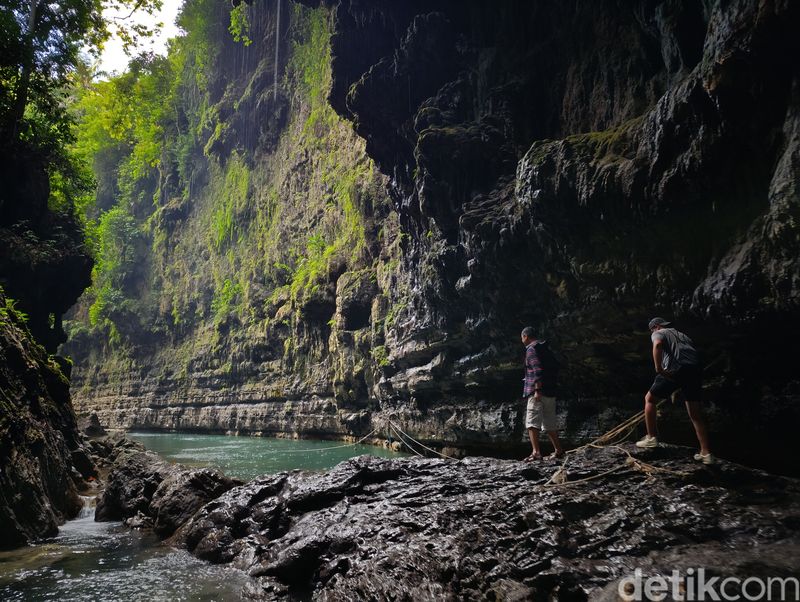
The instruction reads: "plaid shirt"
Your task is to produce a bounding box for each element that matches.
[523,342,544,397]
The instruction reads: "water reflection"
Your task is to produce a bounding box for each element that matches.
[128,430,408,480]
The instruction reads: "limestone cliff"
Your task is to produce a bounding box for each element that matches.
[64,1,800,468]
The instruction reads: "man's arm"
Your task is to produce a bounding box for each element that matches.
[652,338,667,375]
[525,348,542,397]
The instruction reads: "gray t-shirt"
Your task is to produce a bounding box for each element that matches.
[651,328,699,372]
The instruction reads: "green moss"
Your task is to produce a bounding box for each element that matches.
[209,153,250,250]
[385,301,408,329]
[565,115,645,163]
[211,278,241,323]
[289,5,336,136]
[371,345,390,367]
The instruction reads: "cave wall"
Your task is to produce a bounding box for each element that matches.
[65,0,800,465]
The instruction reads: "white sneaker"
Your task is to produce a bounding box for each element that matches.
[693,452,715,465]
[635,435,658,448]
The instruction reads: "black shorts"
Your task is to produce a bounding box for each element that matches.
[649,364,703,401]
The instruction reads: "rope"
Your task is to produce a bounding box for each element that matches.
[544,400,686,488]
[544,463,625,488]
[590,444,689,477]
[388,420,456,460]
[390,423,424,458]
[249,400,685,487]
[270,428,379,454]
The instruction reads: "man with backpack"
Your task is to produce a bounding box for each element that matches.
[520,326,564,461]
[636,317,713,464]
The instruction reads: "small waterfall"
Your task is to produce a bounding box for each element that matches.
[274,0,281,104]
[78,495,96,519]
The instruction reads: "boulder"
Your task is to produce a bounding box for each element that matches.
[95,439,240,537]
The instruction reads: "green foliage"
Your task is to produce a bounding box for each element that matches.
[385,301,408,329]
[176,0,222,91]
[88,205,138,329]
[210,154,250,250]
[229,3,252,46]
[0,296,30,325]
[0,0,162,226]
[288,233,335,300]
[288,5,336,136]
[371,345,389,367]
[211,278,241,323]
[211,278,242,323]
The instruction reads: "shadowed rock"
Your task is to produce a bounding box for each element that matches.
[163,448,800,600]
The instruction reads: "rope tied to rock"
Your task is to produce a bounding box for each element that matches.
[543,400,690,488]
[271,428,379,454]
[388,420,456,460]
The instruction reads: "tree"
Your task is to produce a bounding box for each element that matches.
[1,0,162,141]
[0,0,166,234]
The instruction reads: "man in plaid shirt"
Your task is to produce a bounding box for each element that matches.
[521,326,564,461]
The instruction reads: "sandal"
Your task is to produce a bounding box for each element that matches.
[524,452,543,462]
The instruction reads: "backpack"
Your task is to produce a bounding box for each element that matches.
[536,340,561,385]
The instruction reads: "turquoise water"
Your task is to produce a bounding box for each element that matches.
[0,501,249,601]
[127,431,408,480]
[0,432,408,600]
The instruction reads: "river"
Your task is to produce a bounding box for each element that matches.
[0,432,408,601]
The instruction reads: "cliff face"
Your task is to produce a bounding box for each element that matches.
[326,0,800,457]
[0,102,96,547]
[65,1,800,464]
[64,1,395,442]
[0,290,96,549]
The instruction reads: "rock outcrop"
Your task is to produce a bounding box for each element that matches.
[95,437,240,538]
[0,289,95,549]
[96,446,800,600]
[64,1,800,470]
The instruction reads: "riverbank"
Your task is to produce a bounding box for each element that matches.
[94,435,800,600]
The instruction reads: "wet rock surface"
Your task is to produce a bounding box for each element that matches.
[158,448,800,600]
[94,438,241,538]
[0,289,95,549]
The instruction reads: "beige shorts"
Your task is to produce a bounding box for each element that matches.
[525,395,557,431]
